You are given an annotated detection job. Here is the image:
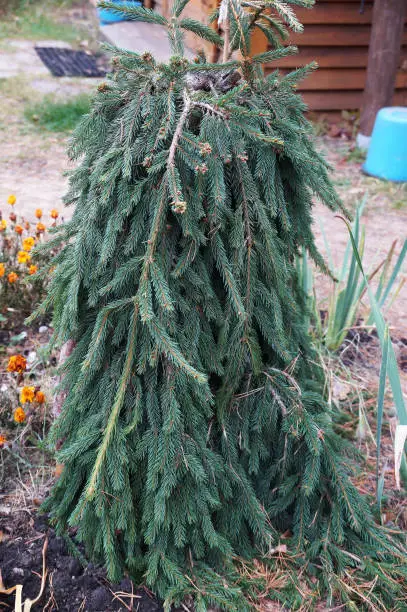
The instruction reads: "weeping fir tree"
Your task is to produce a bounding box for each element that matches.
[34,0,407,608]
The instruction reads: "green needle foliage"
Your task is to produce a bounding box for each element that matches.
[35,0,406,608]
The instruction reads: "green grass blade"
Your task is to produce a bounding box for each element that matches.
[374,241,396,303]
[376,325,389,488]
[296,247,315,334]
[341,216,407,489]
[325,212,365,350]
[317,218,335,276]
[377,466,386,514]
[378,238,407,308]
[339,199,365,281]
[340,227,364,332]
[341,215,407,425]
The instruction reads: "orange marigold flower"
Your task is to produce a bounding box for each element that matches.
[20,386,35,404]
[35,208,43,219]
[7,271,18,284]
[0,219,7,231]
[36,222,46,233]
[15,224,23,235]
[0,263,5,277]
[14,407,26,424]
[28,264,38,275]
[0,434,6,447]
[7,195,16,206]
[7,355,26,373]
[35,390,46,404]
[9,212,17,222]
[17,251,31,264]
[24,221,30,231]
[50,209,59,219]
[23,237,35,252]
[55,463,64,478]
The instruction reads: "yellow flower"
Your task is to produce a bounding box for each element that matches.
[35,390,46,404]
[17,251,31,264]
[7,195,16,206]
[20,386,35,404]
[0,434,6,447]
[50,209,59,219]
[0,219,7,231]
[15,224,23,235]
[36,222,46,233]
[23,237,35,252]
[7,272,18,284]
[0,263,5,277]
[14,407,26,424]
[7,355,26,373]
[35,208,42,219]
[28,264,38,275]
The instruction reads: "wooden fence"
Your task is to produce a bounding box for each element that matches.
[174,0,407,115]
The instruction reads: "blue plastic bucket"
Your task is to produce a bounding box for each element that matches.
[98,0,141,24]
[363,107,407,182]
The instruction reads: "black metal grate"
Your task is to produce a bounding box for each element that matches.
[35,47,107,78]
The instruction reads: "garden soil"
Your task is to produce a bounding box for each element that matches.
[0,513,164,611]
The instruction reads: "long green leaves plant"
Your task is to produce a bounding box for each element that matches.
[297,210,407,491]
[314,202,407,351]
[341,216,407,490]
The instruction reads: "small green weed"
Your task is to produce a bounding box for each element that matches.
[25,94,90,132]
[333,177,352,188]
[345,146,367,164]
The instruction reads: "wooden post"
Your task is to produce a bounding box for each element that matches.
[359,0,407,139]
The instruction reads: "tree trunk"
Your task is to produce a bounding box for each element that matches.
[359,0,407,138]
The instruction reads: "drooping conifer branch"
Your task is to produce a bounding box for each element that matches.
[38,1,407,608]
[167,90,192,211]
[85,303,139,500]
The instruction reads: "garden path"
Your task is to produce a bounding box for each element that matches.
[0,39,98,222]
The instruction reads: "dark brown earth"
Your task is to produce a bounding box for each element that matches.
[0,513,163,611]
